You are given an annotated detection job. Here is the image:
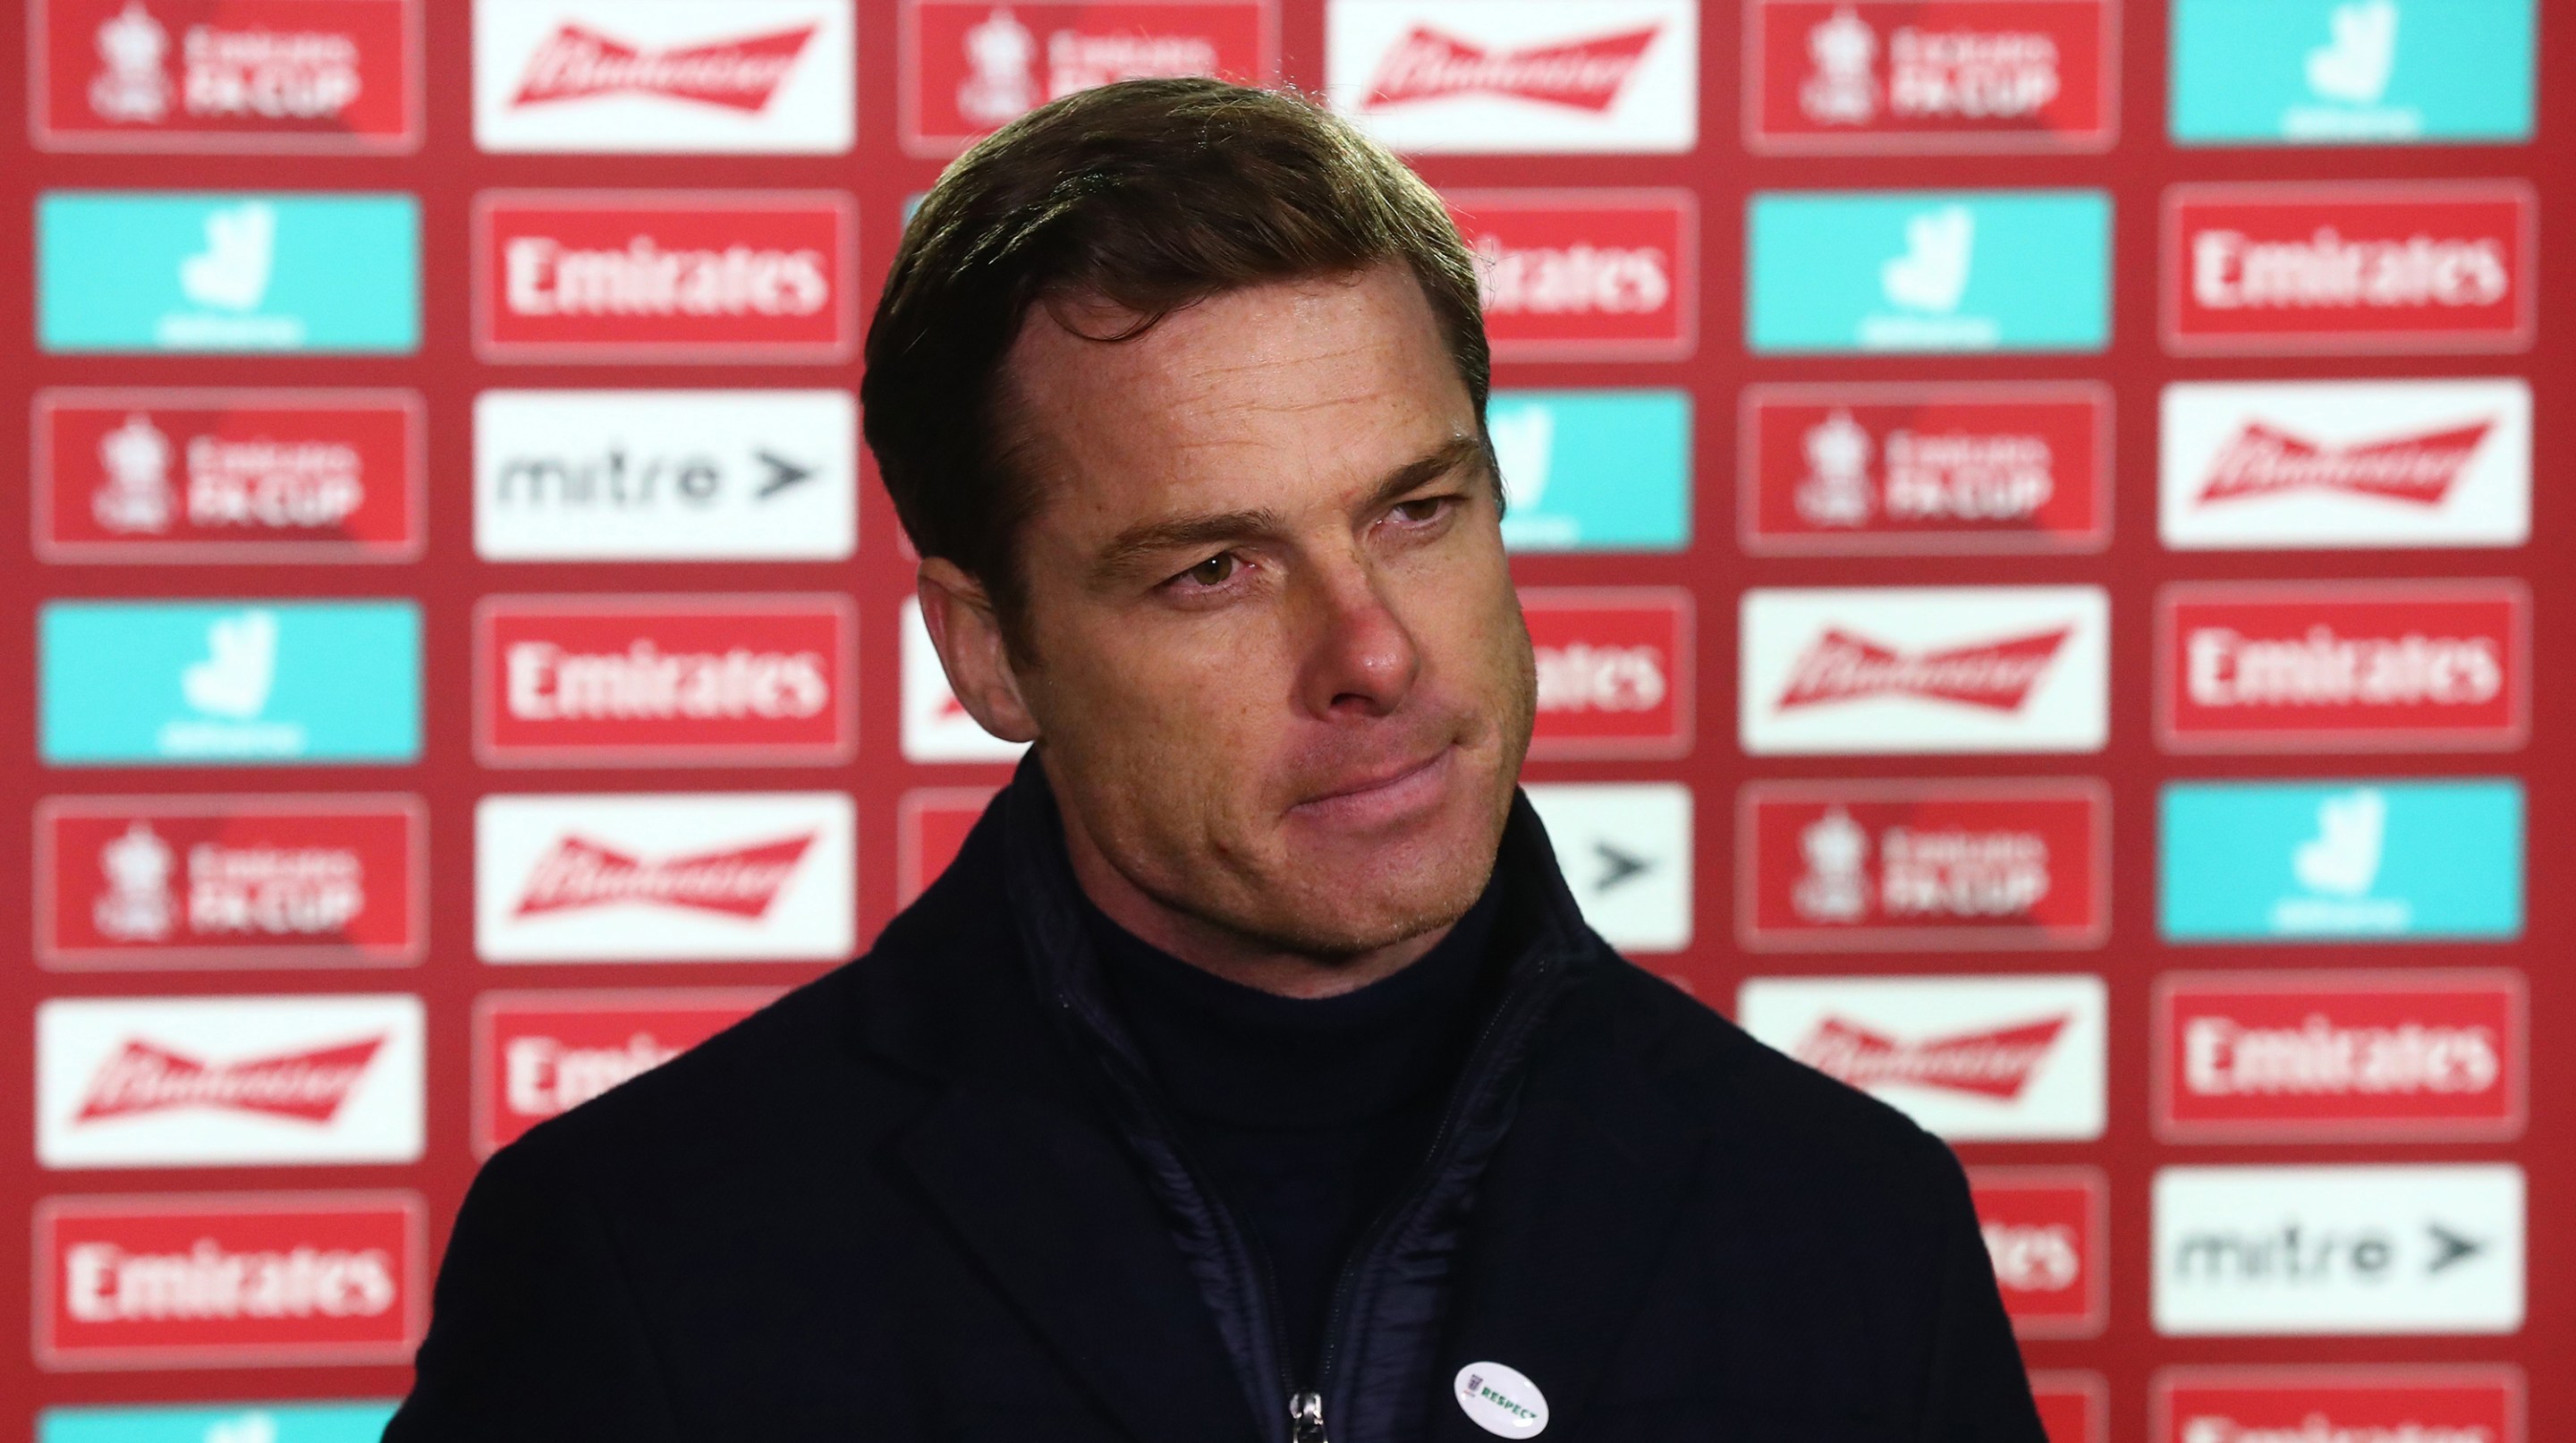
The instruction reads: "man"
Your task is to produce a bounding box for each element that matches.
[391,80,2044,1443]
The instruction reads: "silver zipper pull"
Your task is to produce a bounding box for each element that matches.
[1289,1389,1327,1443]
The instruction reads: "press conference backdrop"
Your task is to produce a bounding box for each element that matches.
[3,2,2563,1439]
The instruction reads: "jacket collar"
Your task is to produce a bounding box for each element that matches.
[862,756,1707,1443]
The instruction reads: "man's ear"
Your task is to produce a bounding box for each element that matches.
[916,559,1040,743]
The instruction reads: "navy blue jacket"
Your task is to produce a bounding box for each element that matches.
[388,764,2046,1442]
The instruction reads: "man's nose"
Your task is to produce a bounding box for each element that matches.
[1294,555,1421,720]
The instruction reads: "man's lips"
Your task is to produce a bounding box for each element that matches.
[1288,744,1457,827]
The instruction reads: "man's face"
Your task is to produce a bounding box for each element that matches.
[979,264,1533,958]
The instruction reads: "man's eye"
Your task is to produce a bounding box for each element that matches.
[1392,497,1452,524]
[1179,552,1237,588]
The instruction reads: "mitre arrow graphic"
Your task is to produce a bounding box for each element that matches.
[1594,842,1653,892]
[755,450,817,498]
[2426,1223,2486,1274]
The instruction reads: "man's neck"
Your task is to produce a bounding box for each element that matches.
[1056,807,1453,1001]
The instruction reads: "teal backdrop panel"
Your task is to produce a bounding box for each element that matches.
[38,191,419,353]
[2171,0,2536,145]
[1491,388,1692,553]
[2161,779,2524,942]
[40,1403,399,1443]
[40,600,422,766]
[1746,190,2112,355]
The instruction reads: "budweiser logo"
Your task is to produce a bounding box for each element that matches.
[1795,1014,2068,1099]
[513,833,815,919]
[511,23,815,111]
[1368,25,1658,111]
[504,639,829,722]
[64,1238,396,1322]
[2183,626,2501,709]
[2199,420,2492,507]
[2183,1014,2501,1099]
[2190,227,2510,312]
[77,1037,386,1124]
[1777,626,2070,711]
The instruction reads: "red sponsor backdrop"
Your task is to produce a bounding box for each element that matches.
[3,2,2569,1437]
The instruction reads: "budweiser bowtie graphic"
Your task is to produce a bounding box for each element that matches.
[473,1,852,152]
[513,833,817,919]
[2159,378,2530,550]
[1741,383,2110,555]
[477,793,854,963]
[1737,974,2106,1139]
[475,593,853,766]
[38,995,424,1167]
[1326,0,1698,154]
[510,21,815,110]
[473,191,853,361]
[1776,625,2070,711]
[35,388,421,561]
[36,0,420,152]
[474,990,779,1154]
[2163,180,2537,354]
[1739,779,2107,951]
[1970,1168,2107,1338]
[35,1193,425,1369]
[1367,23,1660,111]
[1795,1014,2068,1099]
[1445,190,1695,360]
[2156,580,2528,751]
[2156,971,2526,1142]
[1747,0,2115,153]
[902,0,1274,155]
[38,794,423,969]
[1741,587,2106,754]
[1522,588,1692,760]
[2152,1368,2524,1443]
[76,1036,384,1125]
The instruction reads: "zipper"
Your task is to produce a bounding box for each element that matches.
[1289,1390,1327,1443]
[1296,950,1564,1437]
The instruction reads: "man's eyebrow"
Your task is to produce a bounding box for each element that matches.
[1089,434,1489,583]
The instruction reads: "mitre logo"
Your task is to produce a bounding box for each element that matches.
[2164,182,2535,354]
[1326,1,1699,154]
[2154,1367,2525,1443]
[1522,589,1690,760]
[38,995,423,1167]
[1445,191,1694,359]
[2159,379,2529,551]
[474,990,776,1154]
[1971,1168,2107,1337]
[473,1,852,152]
[513,834,816,919]
[2156,972,2525,1142]
[36,0,419,152]
[902,1,1273,155]
[1741,383,2109,554]
[474,191,852,361]
[2157,581,2527,751]
[510,21,814,109]
[1737,973,2106,1139]
[35,1193,424,1369]
[477,794,854,963]
[476,594,852,766]
[37,388,421,562]
[1749,0,2115,153]
[1740,780,2106,951]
